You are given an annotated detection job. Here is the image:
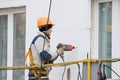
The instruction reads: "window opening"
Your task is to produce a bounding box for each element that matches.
[98,2,112,78]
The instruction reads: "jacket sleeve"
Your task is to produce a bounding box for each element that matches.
[49,51,59,61]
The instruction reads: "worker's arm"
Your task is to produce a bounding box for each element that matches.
[34,37,64,61]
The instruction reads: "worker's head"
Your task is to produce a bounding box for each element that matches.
[37,17,54,31]
[37,17,54,36]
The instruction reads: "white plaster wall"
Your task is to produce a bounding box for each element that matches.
[112,0,120,79]
[0,0,26,8]
[26,0,91,80]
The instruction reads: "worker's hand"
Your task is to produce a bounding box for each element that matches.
[56,48,64,55]
[57,43,75,51]
[56,43,66,49]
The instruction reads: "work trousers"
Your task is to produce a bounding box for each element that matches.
[28,77,48,80]
[28,70,49,80]
[28,69,49,80]
[28,75,49,80]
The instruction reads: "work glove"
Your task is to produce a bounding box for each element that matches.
[56,48,64,55]
[57,43,74,51]
[57,43,66,49]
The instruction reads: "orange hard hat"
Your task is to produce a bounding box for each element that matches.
[37,17,54,29]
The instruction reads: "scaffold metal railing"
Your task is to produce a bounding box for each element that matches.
[0,58,120,80]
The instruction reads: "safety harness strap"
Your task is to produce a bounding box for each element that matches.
[25,35,45,66]
[25,48,34,66]
[29,69,48,80]
[32,35,45,44]
[30,69,48,76]
[25,35,46,80]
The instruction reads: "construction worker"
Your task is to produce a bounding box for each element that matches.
[26,16,74,80]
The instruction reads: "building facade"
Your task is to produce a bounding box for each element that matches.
[0,0,120,80]
[0,0,26,80]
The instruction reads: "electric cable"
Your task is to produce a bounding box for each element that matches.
[41,0,53,69]
[103,64,120,79]
[97,61,103,80]
[42,0,53,55]
[111,60,120,63]
[76,63,82,80]
[102,64,107,80]
[60,55,66,80]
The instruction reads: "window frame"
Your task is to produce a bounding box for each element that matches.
[91,0,112,78]
[0,6,26,80]
[91,0,112,58]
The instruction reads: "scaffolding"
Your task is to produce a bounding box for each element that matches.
[0,58,120,80]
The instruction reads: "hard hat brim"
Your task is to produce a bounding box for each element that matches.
[39,24,53,31]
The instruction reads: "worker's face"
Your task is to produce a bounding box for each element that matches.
[45,28,52,36]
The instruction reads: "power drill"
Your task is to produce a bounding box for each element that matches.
[57,43,75,51]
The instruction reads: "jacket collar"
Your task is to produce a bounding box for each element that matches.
[38,31,50,41]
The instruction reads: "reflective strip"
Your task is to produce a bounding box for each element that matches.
[29,76,48,80]
[41,76,48,79]
[29,77,36,79]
